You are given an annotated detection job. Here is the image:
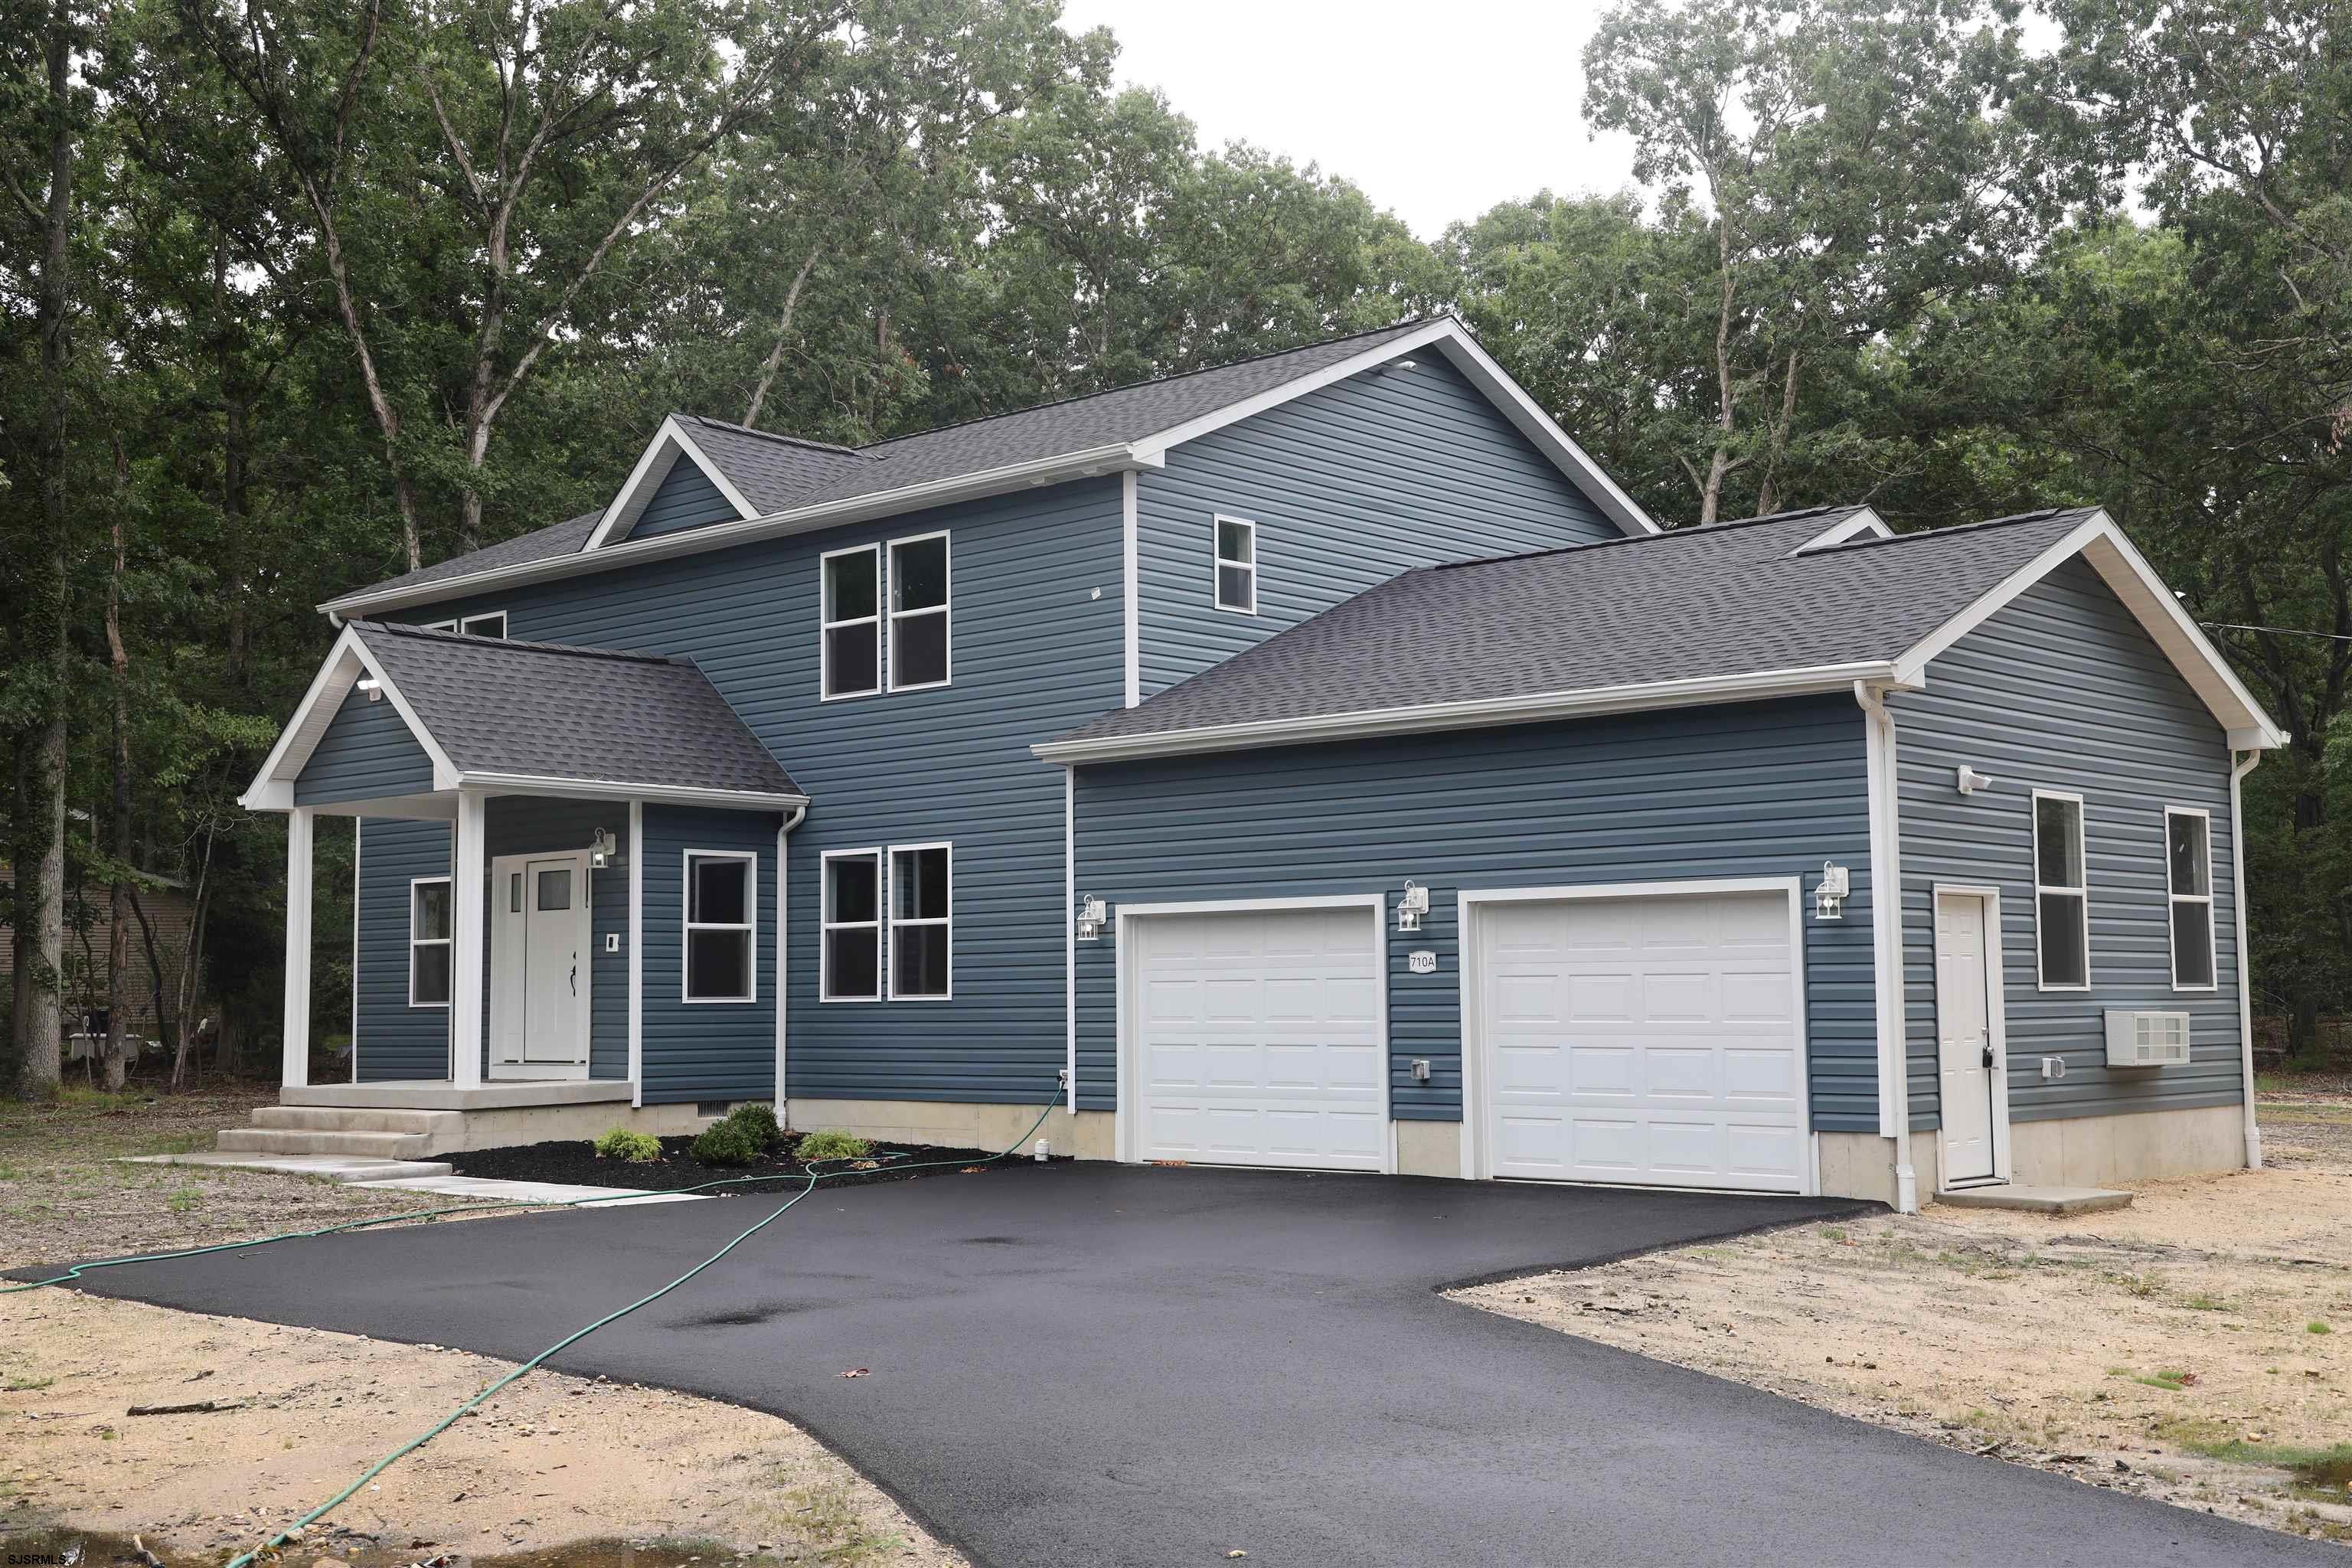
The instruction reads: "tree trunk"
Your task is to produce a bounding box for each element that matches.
[743,246,822,429]
[103,435,132,1093]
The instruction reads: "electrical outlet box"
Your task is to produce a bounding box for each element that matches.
[2105,1010,2190,1068]
[604,932,620,954]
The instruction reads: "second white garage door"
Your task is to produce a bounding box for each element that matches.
[1126,904,1385,1171]
[1473,887,1808,1193]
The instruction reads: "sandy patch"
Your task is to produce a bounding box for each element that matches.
[2,1290,962,1566]
[1459,1162,2352,1546]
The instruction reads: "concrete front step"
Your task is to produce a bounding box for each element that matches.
[215,1126,434,1159]
[1937,1184,2134,1216]
[250,1105,466,1137]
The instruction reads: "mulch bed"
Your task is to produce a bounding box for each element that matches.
[445,1132,1052,1193]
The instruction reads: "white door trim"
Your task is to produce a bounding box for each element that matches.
[488,849,593,1081]
[1932,882,2011,1188]
[1458,876,1815,1191]
[1112,892,1390,1171]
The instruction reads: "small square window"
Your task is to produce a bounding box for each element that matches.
[1214,516,1257,613]
[536,868,573,911]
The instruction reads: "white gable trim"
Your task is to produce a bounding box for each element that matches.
[1792,509,1892,553]
[1126,318,1658,538]
[583,416,762,551]
[1893,510,2288,750]
[238,628,462,811]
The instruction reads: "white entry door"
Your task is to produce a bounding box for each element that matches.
[1125,903,1386,1171]
[1935,890,2004,1187]
[1473,887,1808,1192]
[489,851,591,1079]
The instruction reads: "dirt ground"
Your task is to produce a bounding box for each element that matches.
[1460,1093,2352,1547]
[2,1291,962,1566]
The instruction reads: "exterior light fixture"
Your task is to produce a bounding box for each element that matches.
[1075,893,1108,942]
[1396,880,1429,933]
[1955,765,1994,795]
[590,828,619,870]
[356,677,383,704]
[1814,862,1849,921]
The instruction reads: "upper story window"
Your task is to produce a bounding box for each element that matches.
[684,851,756,1003]
[822,546,881,700]
[1214,515,1257,614]
[421,611,507,637]
[888,533,950,691]
[2034,791,2089,990]
[2167,807,2216,990]
[410,877,452,1007]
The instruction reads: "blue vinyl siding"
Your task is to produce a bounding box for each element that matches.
[1073,697,1879,1129]
[406,477,1127,1106]
[1896,558,2244,1126]
[354,818,452,1080]
[296,691,436,806]
[1135,355,1621,696]
[626,459,740,540]
[640,805,779,1104]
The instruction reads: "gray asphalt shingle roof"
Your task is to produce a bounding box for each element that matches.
[340,321,1435,603]
[351,621,802,799]
[1047,506,2102,748]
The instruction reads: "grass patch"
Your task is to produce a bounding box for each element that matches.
[5,1374,54,1391]
[2181,1294,2234,1312]
[165,1189,202,1214]
[774,1481,903,1565]
[2133,1369,2196,1391]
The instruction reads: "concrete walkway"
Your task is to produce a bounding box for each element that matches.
[119,1152,701,1207]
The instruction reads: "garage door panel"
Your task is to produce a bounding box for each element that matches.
[1480,889,1808,1194]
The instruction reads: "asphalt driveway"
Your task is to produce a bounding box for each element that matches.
[31,1164,2338,1566]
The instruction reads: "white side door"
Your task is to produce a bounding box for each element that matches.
[1936,890,2001,1186]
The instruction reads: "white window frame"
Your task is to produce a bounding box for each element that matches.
[886,530,952,693]
[819,543,883,701]
[2031,789,2091,992]
[681,848,758,1004]
[1212,514,1258,615]
[819,847,884,1002]
[459,610,507,638]
[408,874,452,1008]
[887,841,953,1001]
[420,619,456,632]
[2166,805,2219,992]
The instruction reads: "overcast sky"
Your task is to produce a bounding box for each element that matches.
[1052,0,1642,240]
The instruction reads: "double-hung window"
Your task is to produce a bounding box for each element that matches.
[822,850,882,1000]
[1214,515,1257,613]
[888,844,952,999]
[822,546,881,699]
[410,877,452,1006]
[684,851,756,1002]
[2167,807,2216,989]
[888,533,950,691]
[2033,792,2089,989]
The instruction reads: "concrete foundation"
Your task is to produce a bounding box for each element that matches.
[1395,1119,1463,1178]
[784,1096,1115,1161]
[1818,1102,2249,1209]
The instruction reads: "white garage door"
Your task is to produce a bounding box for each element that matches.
[1128,905,1385,1171]
[1476,889,1808,1192]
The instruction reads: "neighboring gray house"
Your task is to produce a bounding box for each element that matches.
[234,316,2283,1210]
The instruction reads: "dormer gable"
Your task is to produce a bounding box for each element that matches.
[583,415,763,549]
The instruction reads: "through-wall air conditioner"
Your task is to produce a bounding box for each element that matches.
[2105,1010,2191,1068]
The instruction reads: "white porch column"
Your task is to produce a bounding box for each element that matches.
[280,806,314,1089]
[450,792,487,1089]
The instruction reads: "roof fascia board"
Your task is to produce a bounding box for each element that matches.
[1031,660,1896,766]
[461,772,809,812]
[322,443,1157,617]
[237,630,462,811]
[1125,318,1660,539]
[1793,508,1891,553]
[1891,511,2288,748]
[583,416,762,551]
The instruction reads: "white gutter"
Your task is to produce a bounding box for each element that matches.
[322,443,1158,618]
[456,773,808,812]
[1856,679,1919,1214]
[1032,662,1901,766]
[2232,749,2262,1169]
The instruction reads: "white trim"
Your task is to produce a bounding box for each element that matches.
[449,792,487,1089]
[349,821,362,1082]
[1033,660,1899,765]
[1792,509,1892,553]
[1211,514,1258,616]
[420,619,457,632]
[1456,877,1814,1194]
[2232,751,2262,1168]
[1893,511,2286,749]
[240,626,464,809]
[1122,472,1140,707]
[1110,893,1390,1172]
[1931,882,2012,1188]
[884,841,953,1001]
[407,873,454,1008]
[456,773,808,812]
[885,530,952,694]
[2030,789,2091,991]
[820,541,883,701]
[283,807,315,1089]
[681,848,759,1004]
[1063,766,1077,1110]
[325,443,1157,618]
[818,848,884,1002]
[2164,805,2220,992]
[629,800,643,1108]
[583,415,762,551]
[487,849,593,1080]
[458,610,507,639]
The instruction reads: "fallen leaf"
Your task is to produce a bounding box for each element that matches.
[839,1368,869,1379]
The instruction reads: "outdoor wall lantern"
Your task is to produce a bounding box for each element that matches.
[590,828,619,870]
[356,676,384,704]
[1396,880,1429,933]
[1814,862,1849,921]
[1956,764,1995,795]
[1075,893,1108,942]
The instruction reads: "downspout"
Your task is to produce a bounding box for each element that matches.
[776,804,806,1128]
[1856,680,1918,1213]
[2231,750,2262,1169]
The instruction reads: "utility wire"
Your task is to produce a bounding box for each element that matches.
[2202,622,2352,644]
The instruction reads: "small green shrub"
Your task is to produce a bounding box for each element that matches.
[691,1117,765,1166]
[2310,1321,2334,1336]
[594,1127,663,1163]
[794,1129,873,1163]
[724,1101,783,1150]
